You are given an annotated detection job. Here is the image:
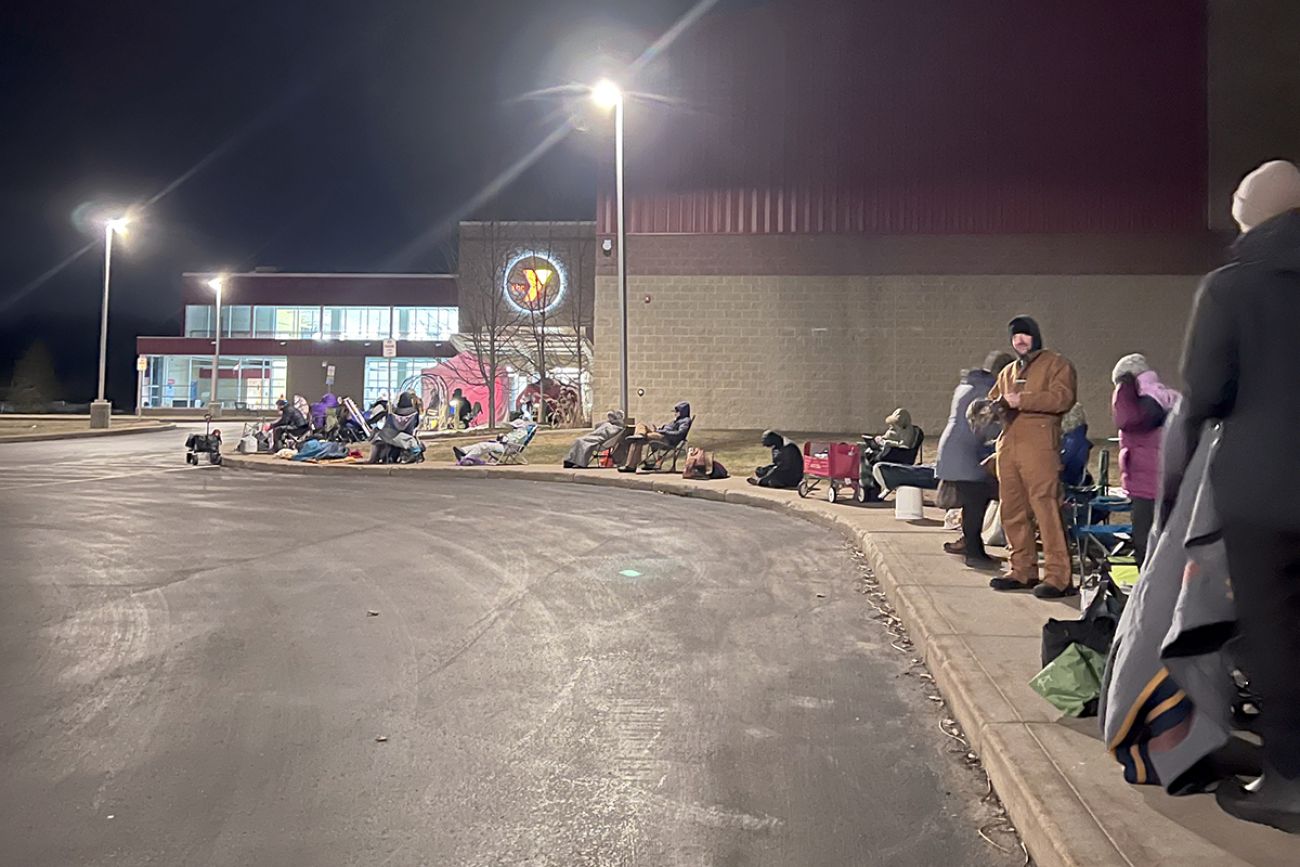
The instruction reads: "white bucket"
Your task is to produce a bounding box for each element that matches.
[894,486,925,521]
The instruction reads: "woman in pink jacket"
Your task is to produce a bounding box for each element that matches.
[1111,354,1180,566]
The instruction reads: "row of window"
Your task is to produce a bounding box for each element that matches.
[183,305,459,341]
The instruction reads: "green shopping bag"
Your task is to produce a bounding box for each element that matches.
[1029,643,1107,717]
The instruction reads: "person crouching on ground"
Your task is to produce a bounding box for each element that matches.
[936,350,1015,570]
[563,410,627,468]
[619,401,692,473]
[988,315,1078,598]
[748,430,804,488]
[1110,353,1179,567]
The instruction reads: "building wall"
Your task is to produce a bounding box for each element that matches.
[456,221,597,335]
[1208,0,1300,231]
[286,356,363,403]
[591,234,1207,435]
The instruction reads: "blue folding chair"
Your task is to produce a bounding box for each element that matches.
[1065,450,1133,577]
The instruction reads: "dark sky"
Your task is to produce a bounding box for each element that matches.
[0,0,700,404]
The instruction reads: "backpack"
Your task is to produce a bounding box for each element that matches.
[683,448,728,480]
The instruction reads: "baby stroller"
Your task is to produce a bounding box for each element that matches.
[369,392,425,464]
[333,396,371,443]
[185,416,223,465]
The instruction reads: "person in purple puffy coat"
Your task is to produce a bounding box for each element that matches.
[1110,353,1179,566]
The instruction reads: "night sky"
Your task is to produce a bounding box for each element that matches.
[0,0,700,405]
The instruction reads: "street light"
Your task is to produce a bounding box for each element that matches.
[207,276,225,413]
[591,79,629,417]
[91,215,130,429]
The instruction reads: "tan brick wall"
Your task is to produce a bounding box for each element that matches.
[592,273,1198,436]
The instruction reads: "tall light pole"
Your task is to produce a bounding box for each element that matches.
[591,79,628,417]
[207,276,225,414]
[91,216,129,429]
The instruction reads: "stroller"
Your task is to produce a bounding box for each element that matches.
[369,392,426,464]
[185,416,223,465]
[333,396,372,443]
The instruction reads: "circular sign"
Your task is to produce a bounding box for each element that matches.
[502,250,566,314]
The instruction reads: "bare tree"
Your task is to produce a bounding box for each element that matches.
[460,220,526,431]
[565,234,595,425]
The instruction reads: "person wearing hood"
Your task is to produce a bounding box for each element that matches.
[1175,159,1300,832]
[748,430,804,488]
[563,410,628,468]
[859,408,925,500]
[1059,403,1091,488]
[619,401,693,472]
[987,315,1078,598]
[937,351,1015,569]
[1111,353,1180,566]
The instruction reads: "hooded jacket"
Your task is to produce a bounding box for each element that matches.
[656,401,693,445]
[935,367,998,482]
[989,316,1078,452]
[1112,364,1179,501]
[757,430,804,487]
[1177,208,1300,528]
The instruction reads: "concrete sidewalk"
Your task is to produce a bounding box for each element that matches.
[224,454,1294,867]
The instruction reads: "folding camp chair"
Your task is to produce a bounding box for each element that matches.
[1065,450,1133,577]
[641,417,694,473]
[495,423,538,465]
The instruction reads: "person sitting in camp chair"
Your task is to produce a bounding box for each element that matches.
[563,410,627,468]
[453,415,536,465]
[859,408,925,501]
[269,399,309,451]
[618,401,692,473]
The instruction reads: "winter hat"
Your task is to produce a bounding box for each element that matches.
[1111,353,1151,384]
[885,408,912,429]
[1062,403,1087,433]
[983,350,1016,375]
[1007,315,1043,353]
[761,429,783,448]
[1232,160,1300,233]
[607,409,626,425]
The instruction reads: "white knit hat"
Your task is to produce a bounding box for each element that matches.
[1112,353,1150,384]
[1232,160,1300,232]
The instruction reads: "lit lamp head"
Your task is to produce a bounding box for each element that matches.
[106,215,130,236]
[590,79,622,110]
[206,276,225,293]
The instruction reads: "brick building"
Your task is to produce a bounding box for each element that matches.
[137,220,596,418]
[589,0,1297,434]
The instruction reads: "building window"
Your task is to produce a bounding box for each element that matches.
[185,305,213,337]
[393,307,459,341]
[250,306,321,339]
[222,305,253,337]
[322,306,391,340]
[141,355,287,410]
[363,357,441,406]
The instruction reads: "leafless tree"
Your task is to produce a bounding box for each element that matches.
[459,220,526,431]
[564,233,595,426]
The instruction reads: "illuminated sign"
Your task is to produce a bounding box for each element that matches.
[503,250,566,314]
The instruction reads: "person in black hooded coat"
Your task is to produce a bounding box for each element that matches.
[749,430,803,488]
[1174,159,1300,832]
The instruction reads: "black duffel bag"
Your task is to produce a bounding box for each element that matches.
[1041,576,1127,668]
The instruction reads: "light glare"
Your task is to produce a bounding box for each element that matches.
[591,79,622,109]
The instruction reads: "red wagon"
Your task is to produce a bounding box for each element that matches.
[798,441,866,504]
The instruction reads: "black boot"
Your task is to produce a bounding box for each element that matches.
[1216,764,1300,834]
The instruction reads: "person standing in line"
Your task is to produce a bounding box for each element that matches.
[1174,159,1300,832]
[1110,354,1179,567]
[936,350,1015,570]
[987,316,1078,598]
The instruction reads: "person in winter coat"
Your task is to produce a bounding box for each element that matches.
[748,430,804,488]
[269,399,309,450]
[1174,159,1300,832]
[563,410,627,468]
[1110,354,1180,566]
[988,315,1078,598]
[1059,403,1092,488]
[619,401,692,472]
[936,351,1015,569]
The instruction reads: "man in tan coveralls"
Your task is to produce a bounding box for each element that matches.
[988,315,1079,598]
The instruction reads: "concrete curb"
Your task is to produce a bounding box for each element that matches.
[0,423,177,444]
[218,455,1239,867]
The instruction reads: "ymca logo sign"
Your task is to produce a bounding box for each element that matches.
[503,251,566,314]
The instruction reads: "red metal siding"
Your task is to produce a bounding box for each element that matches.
[598,0,1207,235]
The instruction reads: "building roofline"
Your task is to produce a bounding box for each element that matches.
[458,220,595,226]
[180,271,457,280]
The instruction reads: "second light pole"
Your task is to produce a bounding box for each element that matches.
[207,276,225,414]
[591,80,629,417]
